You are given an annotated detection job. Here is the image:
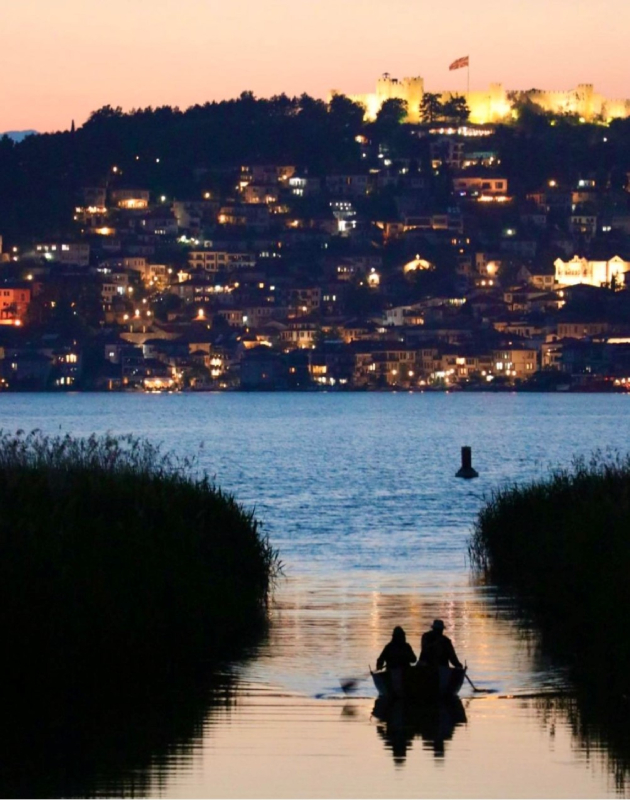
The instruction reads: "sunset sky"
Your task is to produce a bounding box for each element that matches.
[4,0,629,133]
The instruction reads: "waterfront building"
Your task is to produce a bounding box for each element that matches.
[492,348,538,379]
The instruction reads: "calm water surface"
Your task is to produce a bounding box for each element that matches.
[2,392,630,797]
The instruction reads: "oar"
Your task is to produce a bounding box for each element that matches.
[340,666,373,694]
[464,669,495,694]
[340,677,361,694]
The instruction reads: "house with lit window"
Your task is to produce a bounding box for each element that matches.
[280,319,319,349]
[218,204,270,230]
[82,186,107,207]
[241,165,296,185]
[517,265,556,291]
[430,137,464,170]
[453,175,508,196]
[110,189,150,210]
[139,210,178,237]
[492,347,538,379]
[35,242,90,267]
[50,346,82,388]
[216,308,245,328]
[433,350,494,384]
[0,284,31,324]
[350,342,417,387]
[188,250,256,273]
[570,213,598,239]
[556,321,609,339]
[242,305,277,329]
[241,184,280,205]
[286,287,322,318]
[288,174,322,197]
[403,211,464,235]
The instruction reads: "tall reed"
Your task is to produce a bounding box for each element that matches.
[469,451,630,695]
[0,430,281,683]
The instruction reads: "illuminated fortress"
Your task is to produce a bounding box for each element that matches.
[342,74,630,124]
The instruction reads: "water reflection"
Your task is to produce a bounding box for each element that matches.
[372,697,467,765]
[0,666,241,798]
[480,583,630,794]
[529,655,630,794]
[566,692,630,795]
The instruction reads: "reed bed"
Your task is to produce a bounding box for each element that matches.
[469,451,630,696]
[0,430,280,684]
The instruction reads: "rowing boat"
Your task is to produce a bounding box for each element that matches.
[371,664,466,702]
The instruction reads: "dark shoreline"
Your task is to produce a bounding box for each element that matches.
[0,386,628,394]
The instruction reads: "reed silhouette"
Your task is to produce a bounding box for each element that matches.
[0,430,280,672]
[470,451,630,788]
[469,451,630,689]
[0,430,280,795]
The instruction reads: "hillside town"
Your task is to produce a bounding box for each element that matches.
[2,89,630,392]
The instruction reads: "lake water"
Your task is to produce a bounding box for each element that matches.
[2,392,630,798]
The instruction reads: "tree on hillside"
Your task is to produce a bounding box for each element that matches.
[419,93,443,124]
[369,98,409,146]
[328,93,366,131]
[442,95,470,124]
[298,93,328,122]
[375,98,408,127]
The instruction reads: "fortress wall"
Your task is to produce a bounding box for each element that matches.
[526,90,580,116]
[603,98,630,120]
[400,77,424,123]
[348,93,378,119]
[342,77,630,125]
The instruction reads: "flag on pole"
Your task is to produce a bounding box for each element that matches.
[449,56,469,71]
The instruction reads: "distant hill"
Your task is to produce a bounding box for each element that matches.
[1,130,38,142]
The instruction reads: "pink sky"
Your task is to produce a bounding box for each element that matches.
[4,0,629,132]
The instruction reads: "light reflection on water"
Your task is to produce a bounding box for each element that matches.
[243,575,565,700]
[161,691,617,800]
[2,392,630,797]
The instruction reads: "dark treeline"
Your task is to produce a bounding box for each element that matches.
[0,92,368,240]
[3,91,630,242]
[495,105,630,197]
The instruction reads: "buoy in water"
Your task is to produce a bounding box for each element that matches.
[456,446,478,479]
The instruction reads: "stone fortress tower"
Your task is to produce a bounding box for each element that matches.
[344,73,630,124]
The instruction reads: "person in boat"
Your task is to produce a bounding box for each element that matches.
[376,626,417,697]
[377,626,417,671]
[418,619,463,669]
